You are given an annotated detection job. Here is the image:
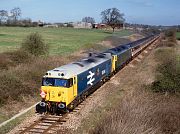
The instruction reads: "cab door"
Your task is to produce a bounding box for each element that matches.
[111,55,117,72]
[73,76,78,98]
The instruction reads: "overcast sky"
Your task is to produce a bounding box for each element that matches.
[0,0,180,26]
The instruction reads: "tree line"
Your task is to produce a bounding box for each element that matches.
[0,7,38,27]
[82,8,125,32]
[0,7,126,31]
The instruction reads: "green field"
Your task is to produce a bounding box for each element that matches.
[176,32,180,40]
[0,27,132,55]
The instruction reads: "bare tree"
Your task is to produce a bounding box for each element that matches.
[0,10,8,25]
[20,18,32,27]
[10,7,21,23]
[101,8,125,32]
[82,17,95,24]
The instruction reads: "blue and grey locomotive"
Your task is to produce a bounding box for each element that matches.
[36,34,160,114]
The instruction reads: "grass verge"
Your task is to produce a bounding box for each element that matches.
[152,47,180,93]
[0,108,35,134]
[176,32,180,40]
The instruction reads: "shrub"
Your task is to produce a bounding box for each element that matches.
[151,48,180,93]
[165,29,177,44]
[21,32,49,56]
[166,42,177,47]
[158,41,176,48]
[0,71,33,105]
[0,50,32,70]
[7,50,33,64]
[0,54,12,70]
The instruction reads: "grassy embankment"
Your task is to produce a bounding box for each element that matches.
[176,32,180,40]
[0,27,132,129]
[0,27,131,55]
[76,33,180,134]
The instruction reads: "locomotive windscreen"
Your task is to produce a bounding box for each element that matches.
[42,78,72,87]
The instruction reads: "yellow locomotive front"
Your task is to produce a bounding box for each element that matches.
[36,70,78,114]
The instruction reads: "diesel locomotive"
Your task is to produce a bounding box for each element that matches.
[36,34,160,114]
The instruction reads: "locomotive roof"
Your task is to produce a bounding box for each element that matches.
[44,53,112,79]
[129,35,153,48]
[106,35,153,53]
[106,44,130,55]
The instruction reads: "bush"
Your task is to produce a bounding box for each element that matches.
[0,54,12,70]
[151,48,180,93]
[0,71,33,105]
[0,50,32,70]
[165,29,177,44]
[166,42,177,47]
[0,59,47,106]
[21,33,49,56]
[7,50,33,64]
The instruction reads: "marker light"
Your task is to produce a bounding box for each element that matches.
[40,90,46,98]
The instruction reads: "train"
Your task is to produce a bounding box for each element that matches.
[36,34,160,115]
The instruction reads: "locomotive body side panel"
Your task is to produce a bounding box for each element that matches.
[116,49,131,69]
[77,59,111,95]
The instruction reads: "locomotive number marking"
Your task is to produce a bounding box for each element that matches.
[102,70,106,75]
[87,71,95,86]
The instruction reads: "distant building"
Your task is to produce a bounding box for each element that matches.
[38,20,44,27]
[73,22,92,29]
[125,27,134,30]
[92,23,107,29]
[43,24,58,28]
[136,27,144,31]
[63,23,68,27]
[92,23,98,29]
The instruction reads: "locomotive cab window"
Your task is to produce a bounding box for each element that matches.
[42,78,73,88]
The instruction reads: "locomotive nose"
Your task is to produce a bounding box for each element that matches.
[48,89,63,102]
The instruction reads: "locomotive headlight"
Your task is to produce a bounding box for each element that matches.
[39,102,46,107]
[58,103,65,109]
[40,90,46,98]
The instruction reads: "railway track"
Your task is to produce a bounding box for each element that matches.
[19,113,68,134]
[17,36,161,134]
